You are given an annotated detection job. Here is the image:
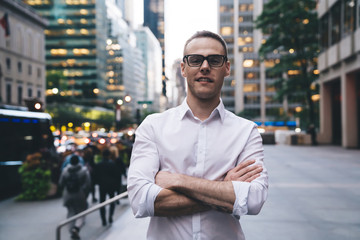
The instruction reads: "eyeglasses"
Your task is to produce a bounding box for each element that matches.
[183,54,227,68]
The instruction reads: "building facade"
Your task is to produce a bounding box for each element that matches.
[23,0,108,107]
[135,26,163,112]
[168,59,186,108]
[0,0,47,110]
[317,0,360,148]
[218,0,297,126]
[143,0,167,106]
[106,0,146,117]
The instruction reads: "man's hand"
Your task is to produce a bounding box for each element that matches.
[224,159,263,182]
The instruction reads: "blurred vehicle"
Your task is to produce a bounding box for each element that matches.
[0,108,56,199]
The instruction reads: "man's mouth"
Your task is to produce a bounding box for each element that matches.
[195,78,213,83]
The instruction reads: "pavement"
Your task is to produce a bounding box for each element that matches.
[0,145,360,240]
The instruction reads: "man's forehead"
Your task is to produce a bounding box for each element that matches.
[185,37,225,54]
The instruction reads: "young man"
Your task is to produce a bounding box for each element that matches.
[127,30,268,240]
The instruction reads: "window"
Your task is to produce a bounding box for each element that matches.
[28,88,32,98]
[18,61,22,73]
[244,71,260,80]
[17,86,23,105]
[320,14,329,51]
[243,83,260,92]
[343,0,356,36]
[6,58,11,70]
[244,95,260,104]
[220,4,233,13]
[37,68,41,78]
[37,90,41,98]
[6,84,11,104]
[221,26,233,36]
[28,64,32,75]
[330,2,341,45]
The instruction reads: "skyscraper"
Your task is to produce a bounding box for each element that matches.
[143,0,166,98]
[23,0,108,107]
[219,0,296,125]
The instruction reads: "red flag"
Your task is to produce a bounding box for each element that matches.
[0,13,10,37]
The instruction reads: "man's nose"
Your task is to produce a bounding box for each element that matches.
[200,59,210,72]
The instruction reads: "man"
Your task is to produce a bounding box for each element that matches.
[59,155,91,240]
[94,148,119,226]
[127,30,268,240]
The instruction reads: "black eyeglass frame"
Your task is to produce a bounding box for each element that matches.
[183,54,228,68]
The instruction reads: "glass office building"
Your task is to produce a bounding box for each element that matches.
[219,0,298,125]
[23,0,108,107]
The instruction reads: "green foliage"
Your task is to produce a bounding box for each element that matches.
[17,153,51,201]
[46,104,87,127]
[255,0,319,126]
[46,70,66,90]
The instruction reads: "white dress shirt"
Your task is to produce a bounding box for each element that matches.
[128,99,268,240]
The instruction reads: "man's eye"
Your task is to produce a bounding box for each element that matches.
[190,57,203,63]
[209,57,222,64]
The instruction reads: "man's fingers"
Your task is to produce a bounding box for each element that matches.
[244,173,261,183]
[241,166,263,181]
[232,159,255,172]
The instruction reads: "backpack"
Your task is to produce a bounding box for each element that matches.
[66,171,80,193]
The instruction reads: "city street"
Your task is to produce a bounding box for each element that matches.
[0,145,359,240]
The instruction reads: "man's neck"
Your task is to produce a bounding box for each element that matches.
[186,96,220,121]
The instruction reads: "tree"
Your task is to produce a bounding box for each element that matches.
[255,0,319,131]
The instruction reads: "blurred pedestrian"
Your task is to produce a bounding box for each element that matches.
[94,148,119,226]
[59,155,91,240]
[83,145,97,202]
[109,145,127,201]
[61,145,85,171]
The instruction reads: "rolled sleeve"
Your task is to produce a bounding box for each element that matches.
[132,183,162,217]
[231,181,250,219]
[231,123,269,218]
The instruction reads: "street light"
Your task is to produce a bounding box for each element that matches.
[124,95,131,103]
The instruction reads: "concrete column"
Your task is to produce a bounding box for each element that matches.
[318,82,332,144]
[341,72,358,148]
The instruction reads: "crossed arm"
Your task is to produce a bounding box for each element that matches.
[154,159,263,216]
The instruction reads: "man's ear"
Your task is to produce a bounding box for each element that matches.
[181,62,187,78]
[225,61,230,77]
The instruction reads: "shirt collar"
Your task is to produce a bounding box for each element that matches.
[177,98,226,123]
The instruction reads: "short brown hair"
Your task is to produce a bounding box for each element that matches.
[183,30,228,56]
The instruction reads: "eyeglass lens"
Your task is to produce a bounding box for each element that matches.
[187,55,225,67]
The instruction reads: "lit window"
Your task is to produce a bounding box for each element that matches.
[80,9,88,15]
[243,59,254,68]
[73,48,90,56]
[66,29,75,35]
[221,27,233,36]
[243,84,258,92]
[238,37,246,46]
[50,49,67,56]
[80,29,89,35]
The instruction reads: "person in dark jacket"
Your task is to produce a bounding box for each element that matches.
[59,155,91,240]
[94,148,119,226]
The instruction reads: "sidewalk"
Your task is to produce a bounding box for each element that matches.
[1,145,359,240]
[0,188,131,240]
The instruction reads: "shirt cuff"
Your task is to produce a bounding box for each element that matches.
[135,183,162,218]
[231,181,251,219]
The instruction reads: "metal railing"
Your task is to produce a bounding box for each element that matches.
[56,191,128,240]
